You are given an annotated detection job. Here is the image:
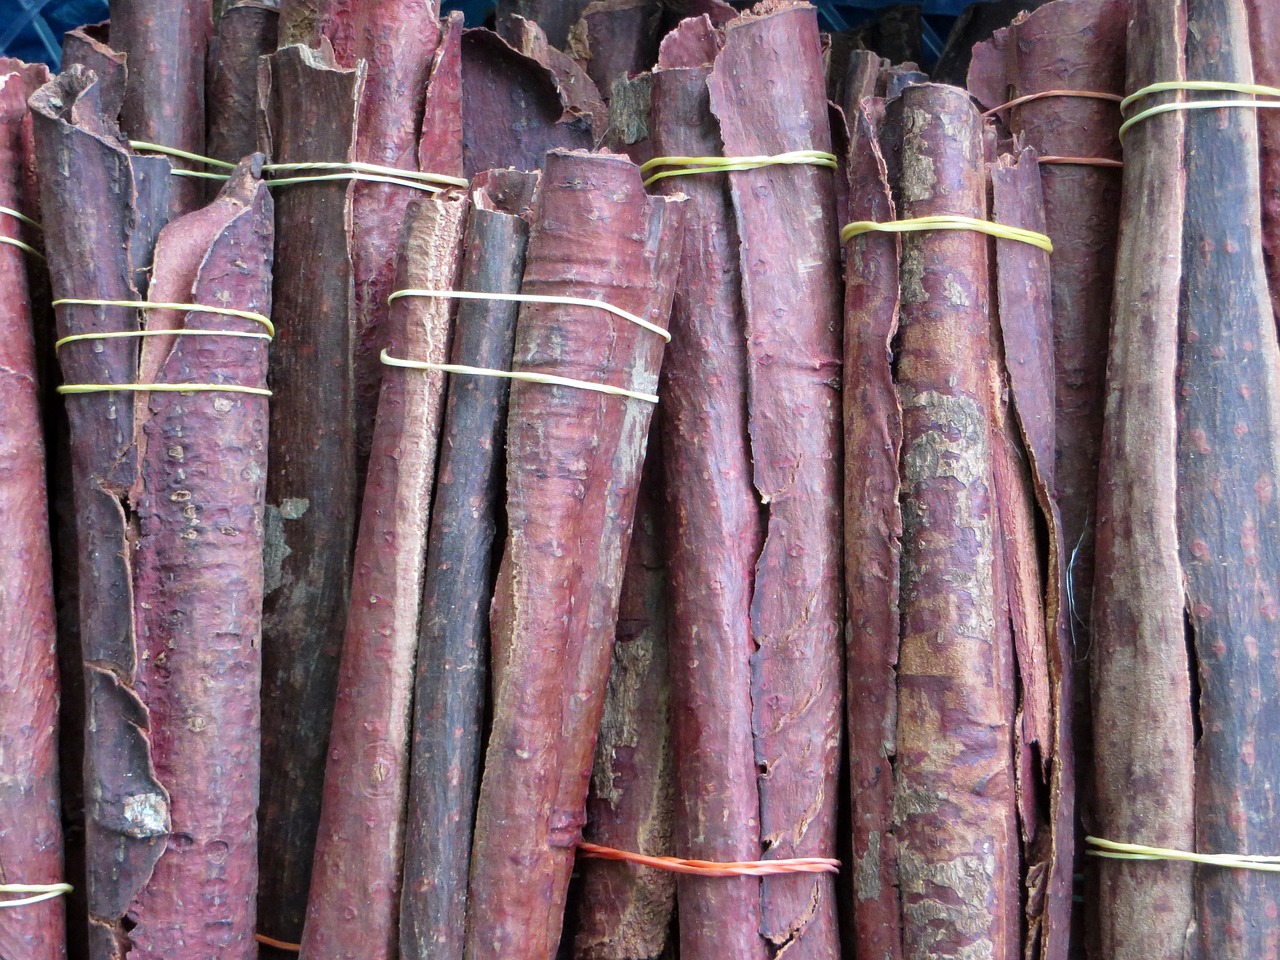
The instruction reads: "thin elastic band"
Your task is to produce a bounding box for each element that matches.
[0,204,42,231]
[58,382,271,397]
[380,351,659,404]
[639,149,838,187]
[254,933,301,952]
[52,298,275,338]
[841,215,1054,252]
[1119,80,1280,138]
[1088,836,1280,872]
[577,842,840,877]
[388,288,672,343]
[1038,155,1123,168]
[56,329,273,351]
[0,882,73,908]
[0,235,43,259]
[982,89,1123,117]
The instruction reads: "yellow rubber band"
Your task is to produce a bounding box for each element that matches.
[265,162,467,189]
[0,235,44,259]
[380,350,659,404]
[129,140,237,169]
[55,329,273,351]
[840,215,1054,253]
[1119,81,1280,138]
[59,382,271,397]
[0,882,73,908]
[1088,836,1280,872]
[388,288,672,343]
[0,204,42,231]
[640,150,838,187]
[52,299,275,338]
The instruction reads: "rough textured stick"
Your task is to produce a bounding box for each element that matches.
[460,29,596,177]
[464,150,682,960]
[398,168,537,960]
[568,0,661,103]
[314,0,445,467]
[31,66,172,960]
[301,191,468,960]
[887,83,1018,960]
[58,26,124,119]
[110,0,213,216]
[573,451,674,960]
[706,5,844,954]
[255,43,362,948]
[1089,0,1196,956]
[207,1,279,164]
[840,100,902,960]
[1245,0,1280,322]
[1180,0,1280,952]
[0,65,66,960]
[645,21,766,960]
[496,0,592,48]
[124,162,272,960]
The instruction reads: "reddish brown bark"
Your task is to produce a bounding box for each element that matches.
[301,192,468,960]
[0,62,66,960]
[255,43,361,947]
[511,17,609,135]
[207,1,279,164]
[398,169,538,960]
[496,0,593,48]
[706,5,844,955]
[1244,0,1280,324]
[464,150,683,960]
[645,19,765,960]
[110,0,214,216]
[569,0,662,102]
[1090,0,1196,956]
[574,455,675,960]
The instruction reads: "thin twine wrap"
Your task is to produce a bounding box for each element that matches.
[577,842,839,878]
[127,141,468,193]
[638,149,838,187]
[1119,80,1280,139]
[1087,836,1280,872]
[388,288,672,342]
[255,933,301,952]
[1038,155,1124,168]
[0,882,73,908]
[1,204,45,259]
[841,215,1054,252]
[52,298,273,397]
[380,352,659,404]
[981,89,1124,117]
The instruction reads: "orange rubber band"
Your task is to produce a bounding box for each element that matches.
[255,933,301,952]
[982,89,1124,117]
[1038,155,1123,168]
[577,841,839,878]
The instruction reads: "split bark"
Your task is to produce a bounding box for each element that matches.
[207,0,279,165]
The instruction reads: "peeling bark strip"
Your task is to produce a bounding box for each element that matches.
[644,18,765,960]
[574,454,675,960]
[207,0,279,165]
[887,84,1018,960]
[569,0,662,104]
[0,63,66,960]
[841,99,903,960]
[1090,0,1196,956]
[496,0,593,49]
[111,0,214,216]
[301,192,469,960]
[125,163,272,960]
[31,66,171,960]
[1179,0,1280,954]
[464,150,683,960]
[255,43,361,946]
[706,4,844,955]
[399,168,538,960]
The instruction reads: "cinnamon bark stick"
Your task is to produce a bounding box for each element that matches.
[464,149,683,960]
[207,0,279,164]
[398,168,538,960]
[255,42,361,947]
[644,18,766,960]
[706,5,844,955]
[0,62,66,960]
[1090,0,1196,956]
[300,191,469,960]
[569,0,662,103]
[1244,0,1280,323]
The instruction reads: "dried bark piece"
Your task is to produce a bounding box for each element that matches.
[512,16,609,135]
[1179,0,1280,953]
[255,42,362,947]
[644,20,765,960]
[568,0,662,103]
[496,0,592,49]
[110,0,214,216]
[887,83,1018,960]
[464,150,683,960]
[301,191,469,960]
[0,62,65,960]
[573,455,675,960]
[1245,0,1280,323]
[399,168,538,960]
[706,5,844,955]
[460,29,596,177]
[125,162,272,960]
[31,65,172,960]
[841,99,902,960]
[207,1,279,164]
[59,26,125,123]
[1090,0,1197,956]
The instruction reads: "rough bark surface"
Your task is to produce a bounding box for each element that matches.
[399,168,538,960]
[569,0,661,104]
[301,192,468,960]
[255,43,361,947]
[496,0,593,48]
[207,1,279,164]
[464,150,682,960]
[1244,0,1280,324]
[706,5,844,955]
[0,61,65,960]
[1089,1,1197,957]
